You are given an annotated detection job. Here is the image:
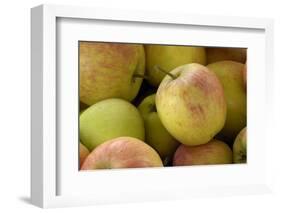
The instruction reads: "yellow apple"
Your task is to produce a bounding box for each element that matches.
[206,47,246,64]
[156,63,226,146]
[80,42,145,105]
[145,45,206,86]
[207,61,246,143]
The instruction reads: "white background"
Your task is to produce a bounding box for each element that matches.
[58,16,267,201]
[0,0,280,212]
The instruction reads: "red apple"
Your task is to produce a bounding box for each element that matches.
[173,139,232,166]
[81,137,163,170]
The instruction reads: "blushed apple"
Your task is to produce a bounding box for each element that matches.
[80,98,145,151]
[207,61,246,143]
[81,137,163,170]
[156,63,226,146]
[206,47,247,64]
[79,143,89,168]
[79,42,145,105]
[138,94,179,161]
[145,45,206,86]
[173,139,232,166]
[233,127,247,163]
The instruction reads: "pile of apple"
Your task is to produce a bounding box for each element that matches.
[79,42,247,170]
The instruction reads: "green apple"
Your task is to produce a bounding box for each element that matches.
[80,42,145,105]
[81,137,163,170]
[206,47,247,64]
[156,63,226,146]
[207,61,246,143]
[79,142,89,168]
[233,127,247,163]
[173,139,232,166]
[80,98,145,151]
[138,94,179,161]
[145,45,206,87]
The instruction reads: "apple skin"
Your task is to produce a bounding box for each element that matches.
[233,127,247,163]
[79,42,145,105]
[207,61,246,143]
[206,47,247,64]
[145,45,206,87]
[138,94,179,161]
[173,139,232,166]
[243,63,247,88]
[80,99,145,151]
[81,137,163,170]
[79,143,90,168]
[156,63,226,146]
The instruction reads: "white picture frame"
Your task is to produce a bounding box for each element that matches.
[31,4,274,208]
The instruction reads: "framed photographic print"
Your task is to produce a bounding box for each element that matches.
[31,4,274,208]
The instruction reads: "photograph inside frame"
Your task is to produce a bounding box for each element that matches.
[78,41,247,170]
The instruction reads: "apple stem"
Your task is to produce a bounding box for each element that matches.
[154,65,177,80]
[133,74,149,80]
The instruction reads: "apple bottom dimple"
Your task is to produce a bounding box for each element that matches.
[80,137,163,170]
